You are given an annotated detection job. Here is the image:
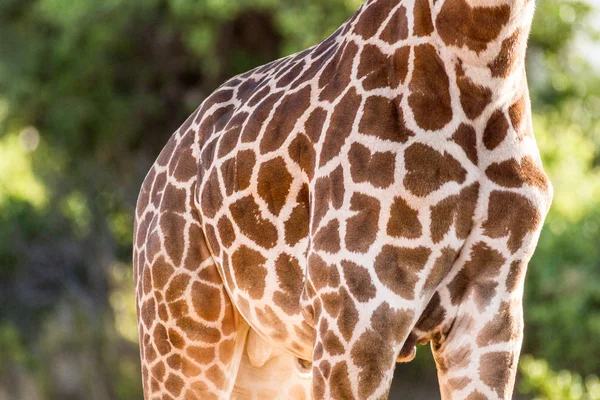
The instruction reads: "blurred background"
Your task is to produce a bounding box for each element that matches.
[0,0,599,399]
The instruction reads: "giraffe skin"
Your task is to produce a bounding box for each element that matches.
[133,0,553,398]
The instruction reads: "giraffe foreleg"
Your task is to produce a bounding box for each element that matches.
[303,252,415,400]
[134,205,249,399]
[429,237,533,400]
[432,296,524,400]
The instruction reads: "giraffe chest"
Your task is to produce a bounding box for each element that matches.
[196,119,487,359]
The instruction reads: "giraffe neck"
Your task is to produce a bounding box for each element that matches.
[347,0,534,77]
[433,0,535,70]
[337,0,534,148]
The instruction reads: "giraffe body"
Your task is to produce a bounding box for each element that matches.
[133,0,552,398]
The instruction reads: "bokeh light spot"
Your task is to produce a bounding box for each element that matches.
[18,126,40,152]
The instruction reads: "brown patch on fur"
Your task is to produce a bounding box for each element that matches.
[304,107,328,143]
[206,365,227,389]
[371,302,414,344]
[323,331,345,356]
[430,182,480,242]
[141,298,157,328]
[380,6,409,43]
[479,351,514,398]
[483,191,542,253]
[191,282,221,322]
[168,329,185,350]
[257,157,293,216]
[489,30,523,78]
[351,329,396,398]
[171,138,198,183]
[423,247,459,292]
[359,44,391,91]
[330,362,354,400]
[415,292,446,332]
[506,259,526,292]
[314,219,341,253]
[175,317,221,343]
[436,0,511,52]
[341,260,377,302]
[241,92,284,142]
[486,156,549,191]
[348,143,396,188]
[229,196,278,249]
[256,306,289,341]
[509,93,527,131]
[308,254,340,291]
[313,166,345,232]
[165,373,185,396]
[217,112,248,158]
[354,0,398,39]
[390,47,411,88]
[312,366,326,398]
[261,86,312,154]
[277,61,306,88]
[321,292,342,318]
[231,245,268,300]
[320,87,362,166]
[456,62,492,120]
[409,44,452,131]
[414,0,435,36]
[319,42,359,102]
[374,245,431,299]
[166,274,190,302]
[284,185,310,246]
[184,224,213,271]
[357,44,410,91]
[466,391,488,400]
[452,123,478,165]
[150,256,174,290]
[360,95,414,142]
[447,242,506,310]
[289,133,316,179]
[477,301,521,346]
[219,339,236,364]
[442,344,473,371]
[273,253,303,315]
[166,300,187,322]
[220,149,256,196]
[337,288,359,341]
[187,346,215,364]
[217,216,236,248]
[404,143,467,197]
[200,139,218,171]
[483,109,509,150]
[237,79,260,102]
[387,196,422,239]
[345,193,381,253]
[200,168,223,219]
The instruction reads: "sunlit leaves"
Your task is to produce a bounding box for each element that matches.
[0,134,47,209]
[520,355,600,400]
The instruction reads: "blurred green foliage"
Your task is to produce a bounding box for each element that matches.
[520,355,600,399]
[0,0,599,398]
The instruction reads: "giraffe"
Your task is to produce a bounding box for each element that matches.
[133,0,553,397]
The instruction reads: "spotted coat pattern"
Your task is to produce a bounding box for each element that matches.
[133,0,552,398]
